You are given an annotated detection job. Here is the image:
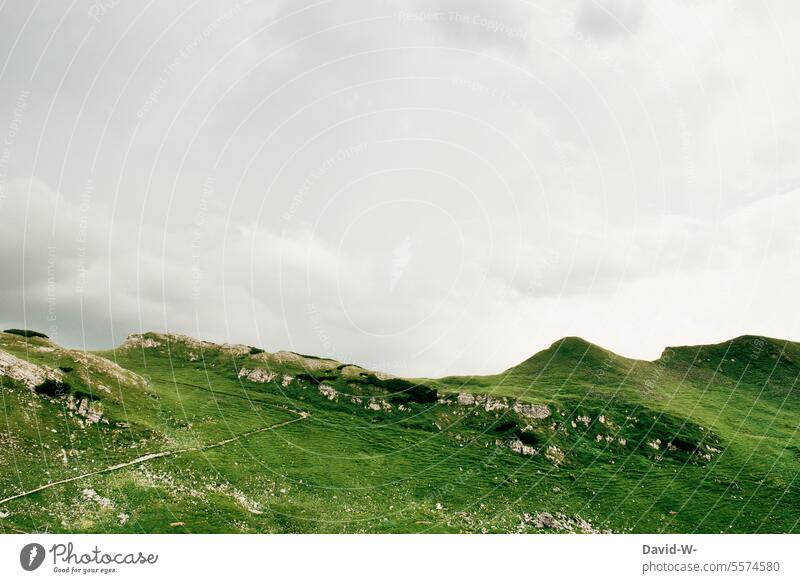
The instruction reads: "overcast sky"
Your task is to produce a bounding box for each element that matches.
[1,0,799,376]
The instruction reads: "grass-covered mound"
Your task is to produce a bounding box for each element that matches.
[0,330,798,534]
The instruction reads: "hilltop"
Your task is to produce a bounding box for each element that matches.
[0,328,798,533]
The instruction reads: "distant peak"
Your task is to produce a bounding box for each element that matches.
[660,334,793,358]
[120,332,234,352]
[504,335,630,377]
[549,336,595,349]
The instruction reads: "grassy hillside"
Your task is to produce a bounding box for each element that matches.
[0,329,798,533]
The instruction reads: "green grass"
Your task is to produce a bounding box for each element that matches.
[0,331,798,533]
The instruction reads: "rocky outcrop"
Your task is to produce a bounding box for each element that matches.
[0,349,62,389]
[238,368,277,383]
[122,332,225,354]
[503,439,537,456]
[319,384,337,400]
[255,350,340,371]
[221,343,250,356]
[457,392,550,420]
[71,351,147,389]
[120,334,162,349]
[82,488,113,508]
[457,392,475,406]
[367,398,392,411]
[68,395,104,426]
[522,511,608,533]
[484,396,507,412]
[545,445,564,465]
[513,402,551,420]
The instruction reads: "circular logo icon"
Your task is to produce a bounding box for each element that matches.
[20,543,46,571]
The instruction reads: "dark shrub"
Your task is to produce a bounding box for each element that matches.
[482,419,541,446]
[349,374,438,404]
[296,372,338,386]
[381,378,437,404]
[492,419,518,435]
[34,379,71,398]
[668,436,698,453]
[3,328,49,339]
[249,346,265,355]
[72,389,96,402]
[32,380,97,403]
[514,430,540,447]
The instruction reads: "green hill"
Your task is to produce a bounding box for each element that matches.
[0,329,797,533]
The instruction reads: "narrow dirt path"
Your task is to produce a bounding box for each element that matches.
[0,412,308,506]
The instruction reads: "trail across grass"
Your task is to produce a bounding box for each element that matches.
[0,412,308,506]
